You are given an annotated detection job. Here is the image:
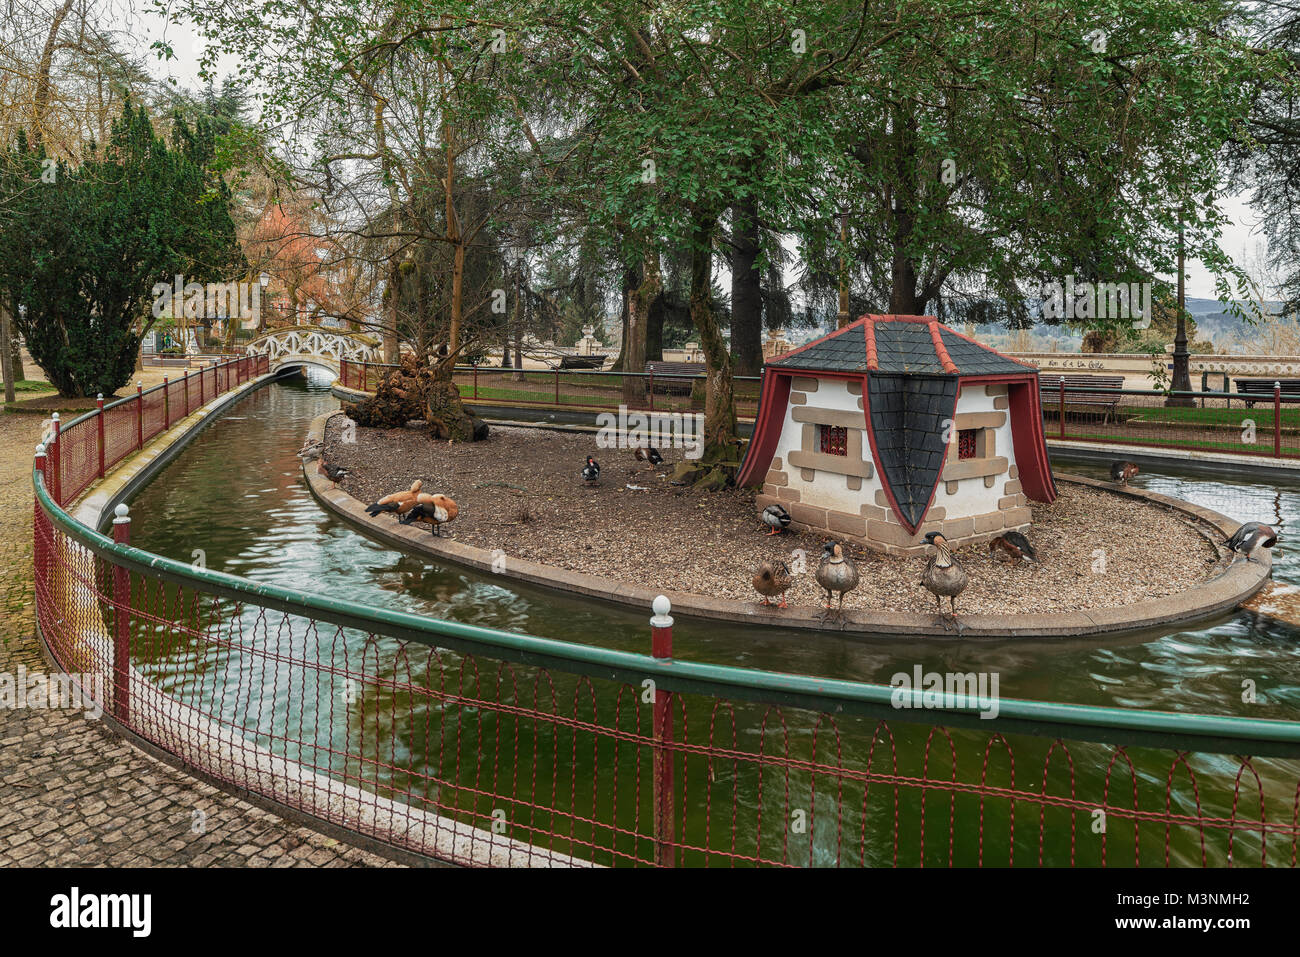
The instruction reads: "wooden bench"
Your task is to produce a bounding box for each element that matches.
[1038,374,1125,424]
[645,360,705,395]
[557,354,609,370]
[1235,378,1300,408]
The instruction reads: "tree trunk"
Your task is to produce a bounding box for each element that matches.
[689,209,736,465]
[647,293,664,362]
[730,194,763,376]
[624,248,658,405]
[9,331,24,382]
[0,303,15,403]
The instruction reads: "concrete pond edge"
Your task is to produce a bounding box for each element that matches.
[303,411,1272,641]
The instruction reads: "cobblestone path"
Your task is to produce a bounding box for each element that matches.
[0,413,397,867]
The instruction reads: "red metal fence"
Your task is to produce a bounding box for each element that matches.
[44,355,269,508]
[31,376,1300,864]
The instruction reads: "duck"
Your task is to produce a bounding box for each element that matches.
[814,541,859,617]
[633,446,664,468]
[1110,461,1140,485]
[752,560,793,608]
[1225,522,1278,564]
[365,479,423,518]
[921,531,969,623]
[317,458,351,488]
[297,439,322,460]
[761,503,792,536]
[399,493,459,536]
[581,456,600,484]
[989,530,1038,565]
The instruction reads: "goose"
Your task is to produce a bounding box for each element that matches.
[761,503,792,536]
[921,531,969,622]
[1110,461,1140,485]
[365,479,423,518]
[399,493,459,536]
[989,530,1038,565]
[752,560,793,608]
[1225,522,1278,564]
[581,456,600,484]
[814,542,859,617]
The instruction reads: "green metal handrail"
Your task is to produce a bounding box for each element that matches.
[31,459,1300,758]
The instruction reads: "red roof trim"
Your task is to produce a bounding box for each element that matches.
[928,321,958,374]
[864,317,879,371]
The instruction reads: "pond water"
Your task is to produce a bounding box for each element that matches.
[116,368,1300,865]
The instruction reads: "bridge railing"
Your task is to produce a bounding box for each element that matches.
[31,391,1300,865]
[43,355,269,508]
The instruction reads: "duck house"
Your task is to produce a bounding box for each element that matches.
[737,315,1057,555]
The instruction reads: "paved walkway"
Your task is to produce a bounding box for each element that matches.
[0,412,397,867]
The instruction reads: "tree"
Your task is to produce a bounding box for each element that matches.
[0,102,245,396]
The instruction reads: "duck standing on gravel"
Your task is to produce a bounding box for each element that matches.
[921,531,968,623]
[582,456,600,484]
[761,503,792,536]
[633,446,663,468]
[989,530,1038,566]
[752,560,793,608]
[399,493,459,536]
[317,458,351,488]
[1226,522,1278,564]
[1110,461,1140,485]
[366,479,423,518]
[815,542,859,618]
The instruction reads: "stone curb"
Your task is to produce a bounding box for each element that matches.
[305,412,1271,640]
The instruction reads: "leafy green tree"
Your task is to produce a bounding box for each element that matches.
[0,101,245,396]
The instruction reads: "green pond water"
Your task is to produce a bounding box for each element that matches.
[116,369,1300,866]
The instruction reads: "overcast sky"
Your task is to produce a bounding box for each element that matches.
[134,6,1261,303]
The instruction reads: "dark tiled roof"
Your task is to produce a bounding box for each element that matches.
[769,315,1033,377]
[769,323,868,372]
[937,328,1030,375]
[868,373,959,530]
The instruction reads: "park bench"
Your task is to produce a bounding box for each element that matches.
[645,360,706,396]
[1235,378,1300,408]
[557,354,609,370]
[1038,373,1125,424]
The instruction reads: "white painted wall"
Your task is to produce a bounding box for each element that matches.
[772,377,1017,523]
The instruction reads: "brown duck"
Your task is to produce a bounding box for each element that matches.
[752,560,793,608]
[814,542,859,617]
[921,531,968,619]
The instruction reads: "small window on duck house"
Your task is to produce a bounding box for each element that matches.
[819,425,848,456]
[958,429,978,460]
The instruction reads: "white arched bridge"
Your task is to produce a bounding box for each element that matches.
[244,325,381,377]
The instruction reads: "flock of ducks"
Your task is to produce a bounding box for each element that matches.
[753,460,1279,631]
[306,434,1279,631]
